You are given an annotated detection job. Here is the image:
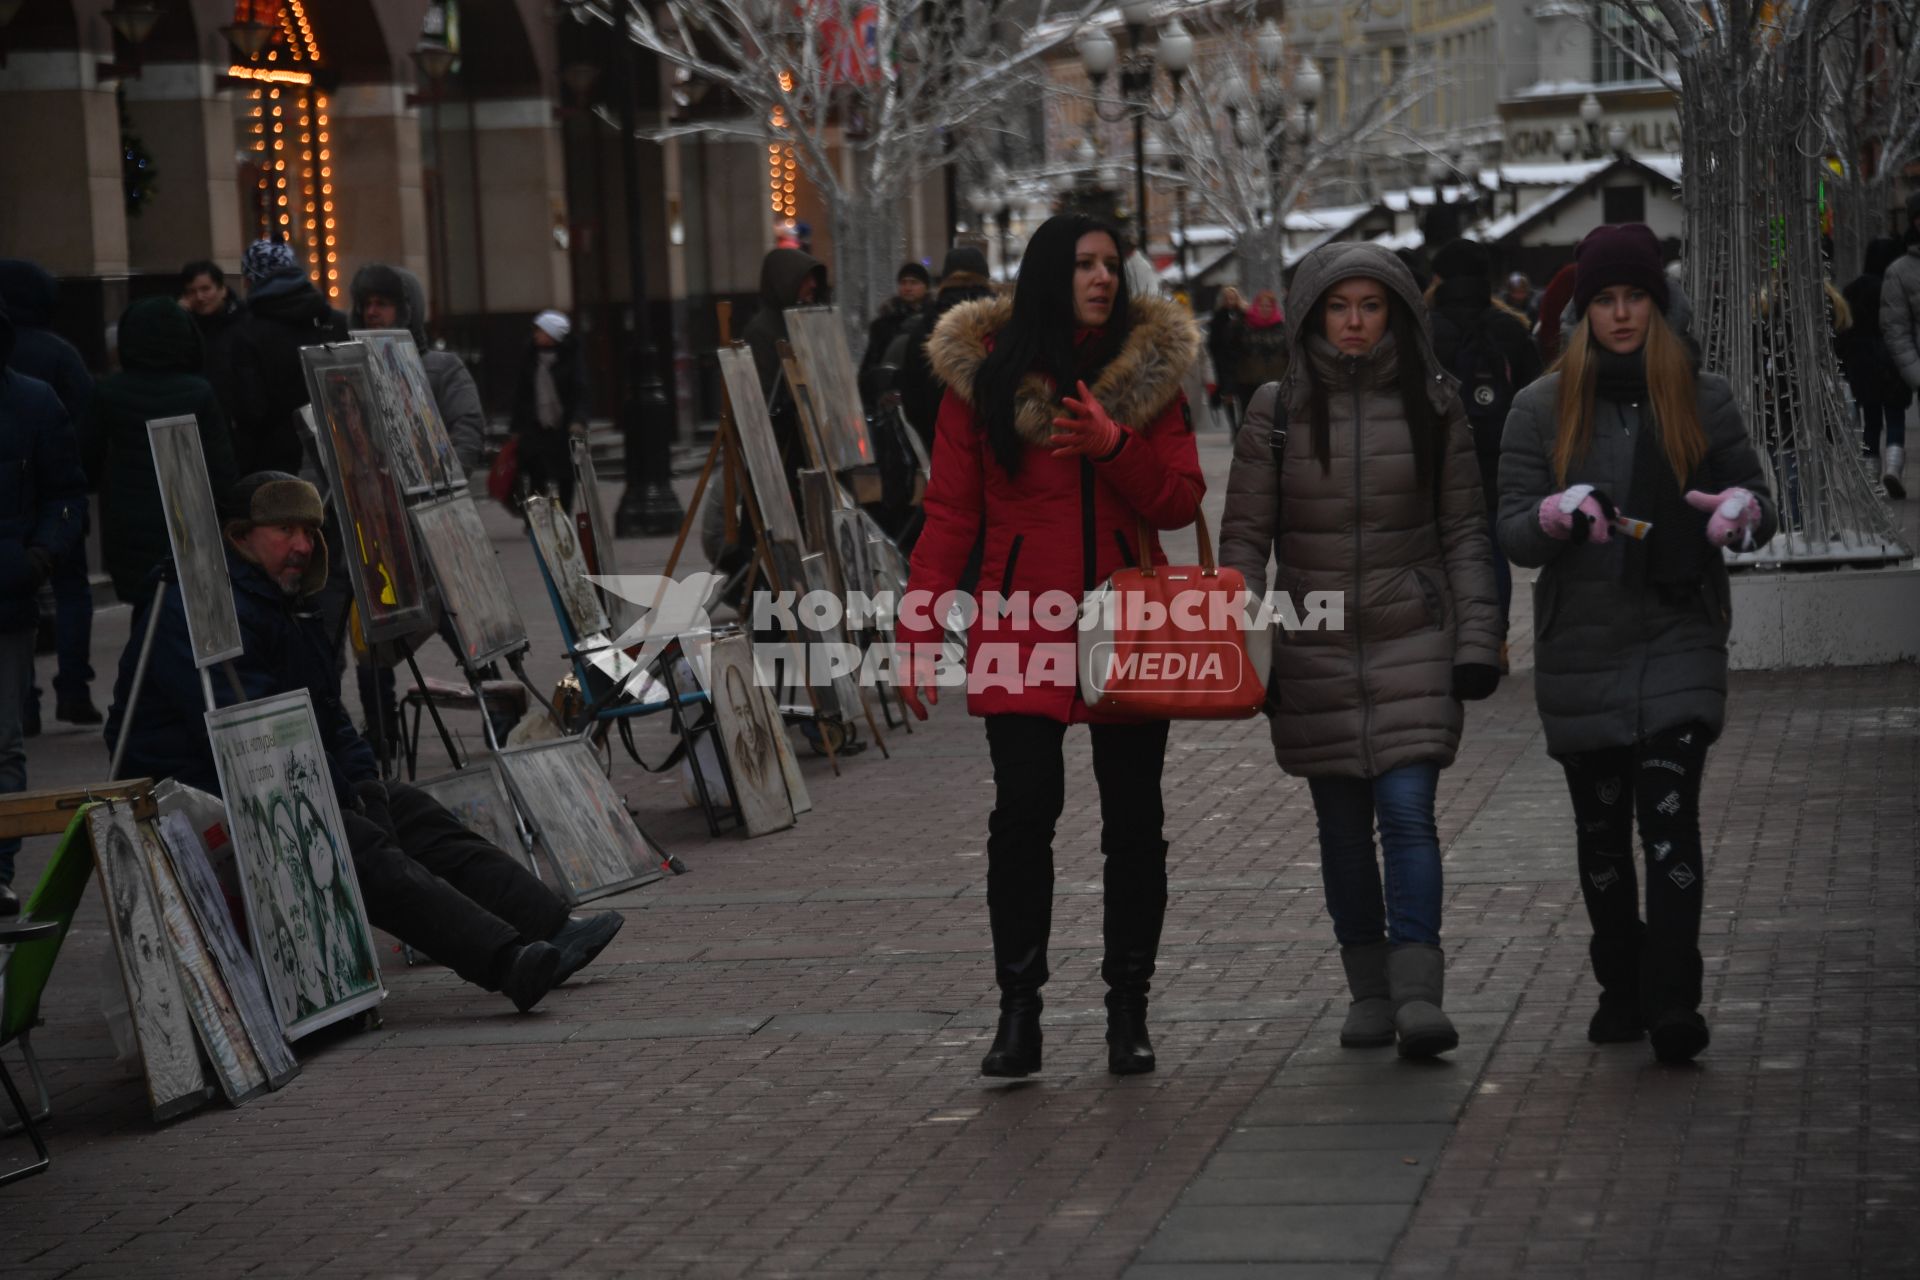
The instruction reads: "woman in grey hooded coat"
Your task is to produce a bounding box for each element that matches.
[1221,243,1503,1059]
[1498,224,1776,1064]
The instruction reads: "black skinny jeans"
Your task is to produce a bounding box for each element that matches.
[1558,723,1711,956]
[344,781,570,989]
[983,714,1171,999]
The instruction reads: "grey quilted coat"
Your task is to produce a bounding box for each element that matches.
[1497,359,1776,757]
[1220,242,1503,779]
[1881,242,1920,391]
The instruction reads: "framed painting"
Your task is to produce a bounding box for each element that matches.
[784,307,874,472]
[410,491,527,668]
[153,811,299,1089]
[351,329,460,495]
[413,764,532,874]
[831,508,874,603]
[86,801,213,1121]
[147,415,242,668]
[525,492,610,640]
[706,634,794,837]
[496,737,664,904]
[141,822,269,1105]
[206,690,386,1040]
[801,551,864,725]
[716,345,805,546]
[302,344,432,644]
[570,436,632,636]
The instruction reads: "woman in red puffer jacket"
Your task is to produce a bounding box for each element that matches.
[896,213,1203,1081]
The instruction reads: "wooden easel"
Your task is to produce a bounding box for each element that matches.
[652,306,849,776]
[0,781,155,841]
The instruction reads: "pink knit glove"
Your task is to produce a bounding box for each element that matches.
[1538,484,1613,543]
[1685,487,1761,550]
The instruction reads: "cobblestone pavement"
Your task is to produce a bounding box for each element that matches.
[3,427,1915,1279]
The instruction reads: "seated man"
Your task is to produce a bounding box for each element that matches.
[103,472,620,1013]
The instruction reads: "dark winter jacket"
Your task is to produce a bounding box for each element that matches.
[0,259,92,423]
[1839,239,1912,409]
[349,262,486,471]
[0,309,87,632]
[80,298,238,607]
[508,333,588,437]
[902,293,1205,723]
[191,291,248,420]
[1228,311,1289,391]
[742,248,829,403]
[1206,305,1243,392]
[1497,307,1777,757]
[105,546,377,807]
[1218,243,1502,779]
[892,271,995,449]
[1428,278,1545,504]
[227,279,349,476]
[1883,240,1920,392]
[859,294,928,406]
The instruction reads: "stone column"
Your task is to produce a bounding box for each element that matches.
[436,96,571,316]
[121,62,242,275]
[329,83,431,309]
[0,52,129,276]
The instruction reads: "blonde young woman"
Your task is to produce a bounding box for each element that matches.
[1498,224,1776,1064]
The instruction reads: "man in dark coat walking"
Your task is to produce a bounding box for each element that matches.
[103,472,623,1009]
[0,259,97,728]
[0,304,88,914]
[223,239,348,477]
[858,260,931,408]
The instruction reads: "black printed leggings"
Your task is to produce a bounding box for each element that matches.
[1558,723,1711,952]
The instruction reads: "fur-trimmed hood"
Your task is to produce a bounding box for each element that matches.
[925,292,1200,447]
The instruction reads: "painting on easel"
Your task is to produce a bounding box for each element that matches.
[147,415,243,668]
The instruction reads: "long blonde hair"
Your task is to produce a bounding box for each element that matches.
[1550,307,1707,486]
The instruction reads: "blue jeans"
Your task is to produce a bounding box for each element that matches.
[0,625,34,883]
[1306,763,1443,946]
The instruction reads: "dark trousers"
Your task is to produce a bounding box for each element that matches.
[982,714,1171,1009]
[343,781,570,989]
[26,541,94,713]
[1559,723,1711,1011]
[518,429,575,512]
[1858,400,1908,453]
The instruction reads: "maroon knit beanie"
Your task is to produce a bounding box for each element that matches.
[1571,223,1669,316]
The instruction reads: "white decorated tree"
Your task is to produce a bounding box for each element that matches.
[1605,0,1906,559]
[564,0,1106,335]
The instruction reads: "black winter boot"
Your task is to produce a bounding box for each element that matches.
[1643,941,1709,1064]
[981,992,1043,1078]
[1587,930,1647,1043]
[982,885,1051,1078]
[1101,845,1169,1075]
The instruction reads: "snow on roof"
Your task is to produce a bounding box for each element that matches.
[1369,227,1425,252]
[1284,204,1373,232]
[1494,159,1614,187]
[1637,154,1682,183]
[1475,188,1577,243]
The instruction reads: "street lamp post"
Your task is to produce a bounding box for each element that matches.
[1077,4,1192,253]
[612,26,684,536]
[1222,18,1320,279]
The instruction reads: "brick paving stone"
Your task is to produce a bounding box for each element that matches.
[3,436,1916,1278]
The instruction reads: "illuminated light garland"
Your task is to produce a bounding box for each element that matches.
[238,2,337,297]
[226,65,313,85]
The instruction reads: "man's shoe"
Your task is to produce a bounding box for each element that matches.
[56,699,102,726]
[0,884,18,917]
[501,941,562,1013]
[550,911,624,984]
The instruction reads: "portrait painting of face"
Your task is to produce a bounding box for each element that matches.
[409,491,528,667]
[525,492,609,639]
[352,329,460,494]
[207,690,386,1040]
[414,765,533,875]
[706,634,794,837]
[147,416,243,667]
[302,344,432,644]
[88,802,212,1121]
[497,738,665,903]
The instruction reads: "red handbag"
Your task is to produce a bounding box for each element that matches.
[486,435,520,509]
[1077,511,1271,720]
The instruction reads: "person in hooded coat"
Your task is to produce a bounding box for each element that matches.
[858,260,931,407]
[1499,223,1776,1065]
[224,239,349,477]
[0,304,88,913]
[78,297,237,609]
[0,259,97,727]
[1839,237,1912,496]
[349,262,486,474]
[891,246,996,452]
[1878,191,1920,497]
[509,310,589,511]
[1219,242,1503,1060]
[898,214,1204,1080]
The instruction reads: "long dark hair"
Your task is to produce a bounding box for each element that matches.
[974,213,1132,475]
[1301,284,1444,495]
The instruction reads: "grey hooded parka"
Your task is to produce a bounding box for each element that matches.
[1219,242,1504,779]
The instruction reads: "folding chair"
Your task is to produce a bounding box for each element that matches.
[2,810,97,1185]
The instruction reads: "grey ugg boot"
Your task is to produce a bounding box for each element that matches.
[1338,943,1396,1047]
[1387,943,1459,1059]
[1884,444,1906,501]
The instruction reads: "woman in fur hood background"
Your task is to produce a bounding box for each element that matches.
[895,213,1204,1080]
